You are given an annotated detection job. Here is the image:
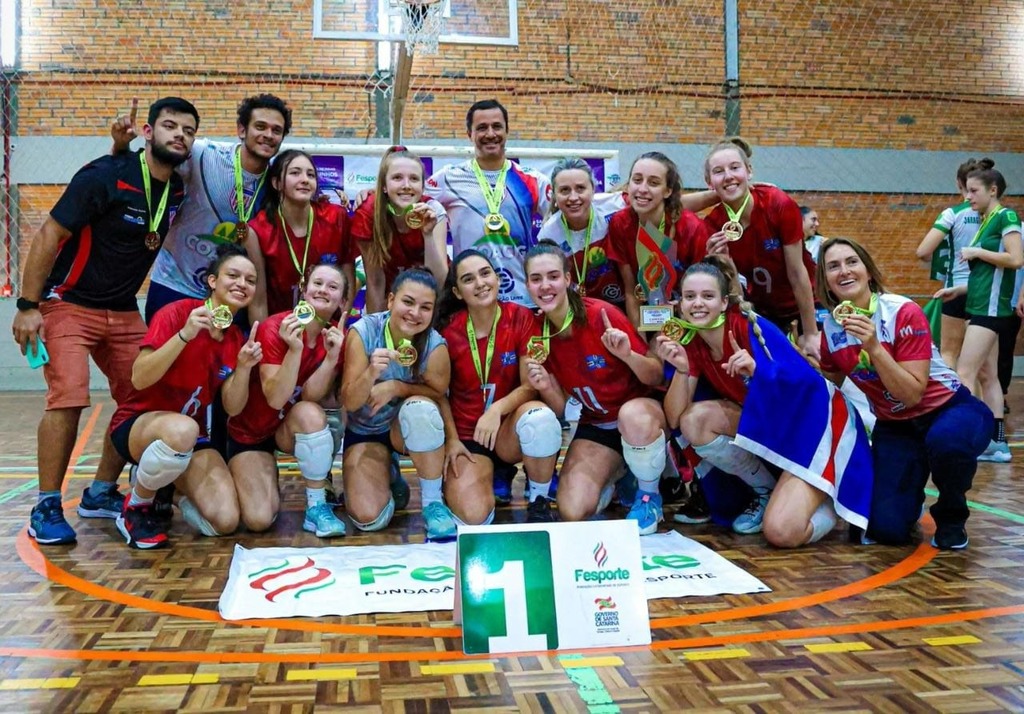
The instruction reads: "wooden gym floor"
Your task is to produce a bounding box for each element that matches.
[1,389,1024,713]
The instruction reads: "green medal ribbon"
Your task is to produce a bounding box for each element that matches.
[968,205,1004,248]
[233,146,268,224]
[723,191,752,224]
[139,151,171,234]
[562,209,595,289]
[471,159,510,219]
[665,313,726,345]
[278,205,315,292]
[467,306,501,393]
[383,316,414,355]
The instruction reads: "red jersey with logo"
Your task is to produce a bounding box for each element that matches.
[350,192,447,291]
[227,311,338,444]
[682,308,754,405]
[441,303,535,440]
[818,293,959,421]
[110,299,244,434]
[704,185,814,320]
[249,200,355,315]
[539,298,649,427]
[606,207,709,293]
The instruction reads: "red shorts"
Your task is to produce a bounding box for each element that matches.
[39,300,146,410]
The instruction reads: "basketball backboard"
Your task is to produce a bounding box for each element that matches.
[313,0,518,46]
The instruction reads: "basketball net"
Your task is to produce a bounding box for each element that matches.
[399,0,445,55]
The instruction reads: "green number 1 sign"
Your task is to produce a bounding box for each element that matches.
[459,530,559,654]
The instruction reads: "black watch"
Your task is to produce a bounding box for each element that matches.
[16,297,40,311]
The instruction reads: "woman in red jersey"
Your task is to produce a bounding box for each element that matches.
[436,249,561,525]
[226,263,348,538]
[108,245,262,549]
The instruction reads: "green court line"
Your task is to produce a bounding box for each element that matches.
[924,489,1024,526]
[559,654,620,714]
[0,479,39,505]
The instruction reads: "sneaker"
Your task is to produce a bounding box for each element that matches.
[673,480,712,525]
[732,488,771,535]
[28,496,77,545]
[526,495,556,523]
[493,463,515,505]
[390,454,410,511]
[153,484,175,525]
[659,477,687,505]
[626,492,664,536]
[423,501,457,541]
[977,440,1011,463]
[548,471,559,499]
[303,502,347,538]
[931,524,969,550]
[614,470,638,509]
[77,485,124,519]
[323,471,343,507]
[115,496,169,549]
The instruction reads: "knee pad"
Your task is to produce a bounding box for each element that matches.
[398,400,444,453]
[621,432,667,482]
[136,439,192,491]
[515,407,562,458]
[808,499,838,544]
[451,508,495,527]
[351,496,395,532]
[294,428,335,482]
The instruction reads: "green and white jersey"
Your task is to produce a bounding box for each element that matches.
[931,201,980,288]
[965,207,1023,318]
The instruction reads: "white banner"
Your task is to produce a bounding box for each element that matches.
[219,531,768,621]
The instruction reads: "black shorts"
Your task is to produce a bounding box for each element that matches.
[343,427,399,453]
[226,433,277,461]
[942,293,968,319]
[110,413,213,464]
[572,422,623,455]
[464,439,515,472]
[968,313,1019,337]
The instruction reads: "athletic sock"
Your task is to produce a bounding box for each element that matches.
[128,488,154,508]
[420,477,443,508]
[527,478,550,501]
[994,418,1006,443]
[38,490,61,505]
[306,487,327,509]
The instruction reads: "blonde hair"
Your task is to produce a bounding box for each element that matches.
[368,146,426,270]
[703,136,753,184]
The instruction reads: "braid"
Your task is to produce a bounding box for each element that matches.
[736,298,772,361]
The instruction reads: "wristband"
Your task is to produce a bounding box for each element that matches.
[178,331,191,344]
[16,297,40,311]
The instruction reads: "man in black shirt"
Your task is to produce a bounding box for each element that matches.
[11,97,199,545]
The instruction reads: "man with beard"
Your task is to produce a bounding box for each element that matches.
[110,93,292,322]
[12,97,199,545]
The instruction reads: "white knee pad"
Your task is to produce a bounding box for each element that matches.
[294,428,335,482]
[398,400,445,453]
[136,439,192,491]
[808,498,838,543]
[451,508,495,527]
[351,496,395,532]
[621,432,667,483]
[515,406,562,458]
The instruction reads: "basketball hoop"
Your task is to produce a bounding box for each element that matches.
[398,0,445,55]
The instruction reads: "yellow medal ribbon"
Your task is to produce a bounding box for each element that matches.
[278,205,315,292]
[663,313,726,345]
[139,151,171,239]
[563,209,594,291]
[467,306,501,394]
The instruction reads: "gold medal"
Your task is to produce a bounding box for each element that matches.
[633,283,646,302]
[396,340,418,368]
[661,318,685,342]
[293,299,316,326]
[578,284,586,299]
[144,231,161,251]
[210,304,233,330]
[484,212,507,235]
[832,302,858,322]
[722,220,744,242]
[235,221,248,244]
[404,209,424,230]
[527,336,548,364]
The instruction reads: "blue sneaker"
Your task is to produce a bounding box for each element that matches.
[626,492,664,536]
[614,471,639,509]
[390,454,410,511]
[28,496,77,545]
[303,503,347,538]
[732,488,771,535]
[77,486,124,519]
[423,501,457,541]
[548,471,559,499]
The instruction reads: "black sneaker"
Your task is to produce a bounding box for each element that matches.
[526,496,556,523]
[324,471,343,507]
[116,496,169,550]
[672,479,711,524]
[153,484,175,525]
[931,524,969,550]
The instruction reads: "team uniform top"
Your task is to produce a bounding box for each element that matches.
[537,192,628,305]
[249,200,356,315]
[932,201,980,288]
[704,185,814,321]
[606,207,710,297]
[539,298,649,428]
[441,303,536,441]
[227,311,338,444]
[150,140,267,297]
[818,293,960,421]
[350,192,448,290]
[681,309,754,406]
[45,150,186,311]
[347,311,447,435]
[425,160,551,306]
[964,207,1023,318]
[109,298,245,433]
